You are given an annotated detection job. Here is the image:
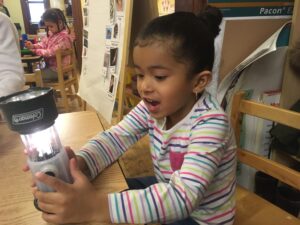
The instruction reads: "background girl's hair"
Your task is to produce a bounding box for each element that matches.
[134,6,223,76]
[42,8,70,36]
[198,5,223,38]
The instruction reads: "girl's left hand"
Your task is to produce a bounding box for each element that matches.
[33,158,109,224]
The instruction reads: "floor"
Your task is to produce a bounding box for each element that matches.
[60,98,154,178]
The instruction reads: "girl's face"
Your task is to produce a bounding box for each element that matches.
[44,20,63,34]
[133,43,199,128]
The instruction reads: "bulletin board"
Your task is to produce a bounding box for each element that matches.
[208,0,294,81]
[78,0,133,123]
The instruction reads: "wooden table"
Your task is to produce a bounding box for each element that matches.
[21,55,43,73]
[0,111,128,225]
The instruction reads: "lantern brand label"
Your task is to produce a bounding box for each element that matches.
[12,108,44,125]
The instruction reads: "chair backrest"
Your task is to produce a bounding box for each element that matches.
[23,59,43,87]
[231,91,300,190]
[24,69,43,87]
[43,47,81,112]
[55,47,78,83]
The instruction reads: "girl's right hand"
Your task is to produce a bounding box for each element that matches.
[24,41,33,49]
[22,147,89,177]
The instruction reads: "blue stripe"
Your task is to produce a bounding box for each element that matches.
[198,154,219,167]
[181,177,206,195]
[201,180,235,206]
[114,194,121,222]
[120,193,127,222]
[185,156,216,170]
[149,187,160,222]
[161,143,189,149]
[127,114,145,129]
[173,187,190,216]
[106,132,124,150]
[80,150,98,175]
[91,139,112,163]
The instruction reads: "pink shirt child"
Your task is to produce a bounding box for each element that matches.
[31,29,72,71]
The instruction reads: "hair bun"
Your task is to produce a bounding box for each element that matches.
[197,5,223,38]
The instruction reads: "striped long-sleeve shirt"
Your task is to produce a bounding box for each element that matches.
[77,91,236,224]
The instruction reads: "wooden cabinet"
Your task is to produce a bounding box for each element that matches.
[175,0,207,14]
[280,1,300,109]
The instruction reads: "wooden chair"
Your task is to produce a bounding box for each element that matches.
[231,91,300,225]
[43,48,82,112]
[124,66,141,108]
[22,55,44,87]
[24,68,43,87]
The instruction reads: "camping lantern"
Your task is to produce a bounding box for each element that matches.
[0,87,72,195]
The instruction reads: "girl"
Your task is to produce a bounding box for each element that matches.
[32,7,236,225]
[25,8,72,81]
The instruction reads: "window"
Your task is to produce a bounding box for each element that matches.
[20,0,50,34]
[28,1,45,23]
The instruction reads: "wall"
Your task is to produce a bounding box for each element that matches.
[5,1,25,34]
[50,0,64,9]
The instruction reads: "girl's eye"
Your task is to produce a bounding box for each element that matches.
[155,75,167,81]
[136,74,144,79]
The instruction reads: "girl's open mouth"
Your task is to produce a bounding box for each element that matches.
[143,98,160,113]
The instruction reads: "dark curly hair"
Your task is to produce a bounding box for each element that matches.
[41,8,70,36]
[134,6,223,77]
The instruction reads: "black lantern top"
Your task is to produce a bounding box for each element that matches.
[0,87,58,134]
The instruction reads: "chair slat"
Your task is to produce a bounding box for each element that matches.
[237,148,300,189]
[240,100,300,130]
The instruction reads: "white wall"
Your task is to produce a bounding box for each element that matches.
[5,1,25,34]
[50,0,64,9]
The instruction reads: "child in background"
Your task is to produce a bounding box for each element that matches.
[31,6,236,225]
[25,8,72,81]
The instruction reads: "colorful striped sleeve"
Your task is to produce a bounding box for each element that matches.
[76,101,149,179]
[108,111,233,224]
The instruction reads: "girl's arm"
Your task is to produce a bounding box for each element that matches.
[77,101,149,180]
[108,111,236,224]
[34,34,71,57]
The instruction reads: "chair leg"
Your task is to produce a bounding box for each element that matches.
[60,85,70,112]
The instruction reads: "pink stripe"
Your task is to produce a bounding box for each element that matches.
[139,193,147,222]
[195,113,226,122]
[108,195,115,222]
[167,188,180,219]
[96,140,115,160]
[174,183,193,210]
[184,162,210,171]
[125,191,135,223]
[114,134,126,150]
[116,123,136,133]
[148,119,155,124]
[205,152,220,162]
[191,136,223,142]
[163,136,189,145]
[223,151,235,160]
[153,126,162,135]
[180,171,209,185]
[82,149,101,172]
[206,181,233,198]
[204,207,235,222]
[161,170,173,175]
[188,151,221,163]
[154,185,166,223]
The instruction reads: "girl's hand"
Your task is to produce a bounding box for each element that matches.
[24,40,33,49]
[33,158,109,224]
[23,147,86,187]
